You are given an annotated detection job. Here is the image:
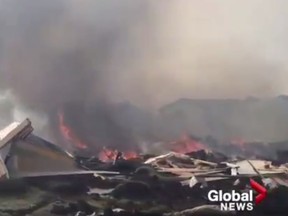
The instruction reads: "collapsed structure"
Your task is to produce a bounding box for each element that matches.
[0,119,77,179]
[0,119,288,216]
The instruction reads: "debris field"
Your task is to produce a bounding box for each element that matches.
[0,119,288,216]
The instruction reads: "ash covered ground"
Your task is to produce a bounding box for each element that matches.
[1,119,288,216]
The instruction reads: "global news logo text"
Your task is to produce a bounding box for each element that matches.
[207,179,267,211]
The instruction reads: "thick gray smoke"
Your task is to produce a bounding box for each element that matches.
[0,0,152,111]
[0,0,157,148]
[1,0,288,149]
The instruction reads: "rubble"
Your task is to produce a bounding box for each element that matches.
[0,119,288,215]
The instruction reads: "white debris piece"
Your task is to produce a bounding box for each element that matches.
[0,122,20,141]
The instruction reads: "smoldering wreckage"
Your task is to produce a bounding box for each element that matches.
[0,120,288,216]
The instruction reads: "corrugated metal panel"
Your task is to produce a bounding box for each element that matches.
[6,135,80,177]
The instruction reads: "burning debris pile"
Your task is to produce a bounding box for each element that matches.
[0,119,288,216]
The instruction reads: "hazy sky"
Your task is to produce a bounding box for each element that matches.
[1,0,288,110]
[125,0,288,107]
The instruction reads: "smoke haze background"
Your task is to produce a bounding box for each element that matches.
[0,0,288,147]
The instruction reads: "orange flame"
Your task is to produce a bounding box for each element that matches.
[123,151,138,160]
[98,147,138,162]
[58,112,88,149]
[171,134,206,154]
[98,147,117,161]
[230,138,246,150]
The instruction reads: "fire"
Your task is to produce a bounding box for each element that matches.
[123,151,138,159]
[231,138,246,150]
[98,147,138,162]
[58,112,88,149]
[98,147,117,161]
[171,134,206,154]
[58,111,138,160]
